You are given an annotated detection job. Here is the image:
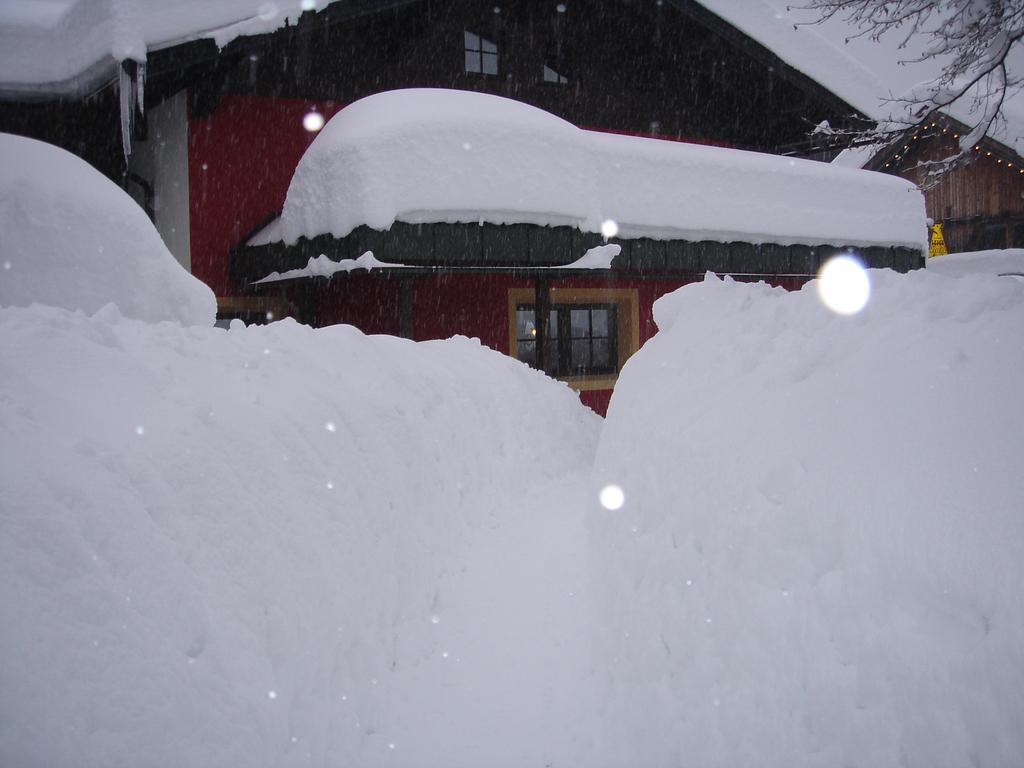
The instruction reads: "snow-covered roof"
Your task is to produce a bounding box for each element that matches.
[276,89,926,252]
[0,0,335,96]
[700,0,1024,159]
[2,0,1019,157]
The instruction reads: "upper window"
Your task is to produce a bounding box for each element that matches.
[542,63,569,84]
[464,30,498,75]
[516,303,617,377]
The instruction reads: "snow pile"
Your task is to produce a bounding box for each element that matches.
[588,270,1024,767]
[928,249,1024,278]
[0,304,599,767]
[277,89,926,251]
[0,133,214,325]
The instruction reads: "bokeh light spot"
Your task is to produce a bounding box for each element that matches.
[303,111,325,133]
[817,253,871,315]
[599,484,625,510]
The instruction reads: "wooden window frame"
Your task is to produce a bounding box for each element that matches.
[507,287,640,391]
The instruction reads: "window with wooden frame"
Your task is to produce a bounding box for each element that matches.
[508,287,639,391]
[464,30,498,75]
[516,303,616,376]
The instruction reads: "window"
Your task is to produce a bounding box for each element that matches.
[508,287,639,390]
[464,30,498,75]
[543,63,568,84]
[515,303,618,376]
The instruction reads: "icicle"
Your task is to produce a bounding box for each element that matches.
[135,59,145,120]
[118,61,133,160]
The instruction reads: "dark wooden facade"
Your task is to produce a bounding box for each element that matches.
[192,0,860,153]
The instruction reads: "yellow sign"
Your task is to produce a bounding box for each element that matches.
[929,223,948,257]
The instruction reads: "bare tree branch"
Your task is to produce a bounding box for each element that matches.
[792,0,1024,167]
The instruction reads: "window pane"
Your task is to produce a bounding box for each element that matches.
[517,339,536,367]
[465,50,481,72]
[481,37,498,54]
[464,30,479,49]
[570,308,589,338]
[592,338,611,370]
[548,309,558,338]
[482,51,498,75]
[516,308,535,339]
[592,307,609,337]
[543,64,568,84]
[571,339,590,372]
[543,339,558,375]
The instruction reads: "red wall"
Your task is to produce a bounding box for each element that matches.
[188,95,344,296]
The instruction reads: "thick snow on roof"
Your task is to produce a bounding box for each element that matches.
[0,0,333,95]
[279,89,926,251]
[0,132,215,325]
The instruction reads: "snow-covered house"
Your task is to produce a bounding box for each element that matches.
[0,0,932,411]
[0,0,873,291]
[233,89,924,413]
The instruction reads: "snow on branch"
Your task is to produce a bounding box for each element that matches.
[794,0,1024,168]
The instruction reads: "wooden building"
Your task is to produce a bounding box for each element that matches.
[860,121,1024,254]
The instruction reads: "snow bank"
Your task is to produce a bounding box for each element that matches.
[928,249,1024,278]
[588,270,1024,767]
[0,304,599,767]
[278,89,925,252]
[0,133,214,325]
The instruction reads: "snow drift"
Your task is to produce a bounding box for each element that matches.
[0,306,600,767]
[588,269,1024,767]
[0,133,215,325]
[277,89,926,251]
[927,248,1024,278]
